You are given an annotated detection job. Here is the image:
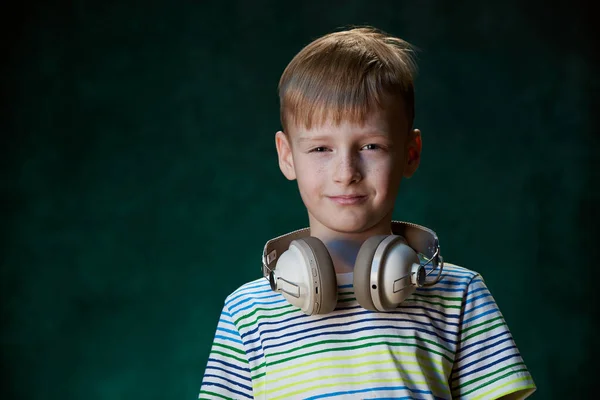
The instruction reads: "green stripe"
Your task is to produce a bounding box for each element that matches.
[473,380,535,400]
[403,298,461,309]
[260,349,447,377]
[337,297,356,303]
[463,322,506,341]
[213,342,245,356]
[265,368,450,399]
[198,390,232,399]
[269,334,453,359]
[413,292,463,302]
[461,368,530,397]
[238,308,298,331]
[456,362,526,389]
[270,339,454,365]
[250,347,448,377]
[255,359,450,398]
[233,303,293,325]
[211,350,248,365]
[252,369,265,379]
[461,316,503,334]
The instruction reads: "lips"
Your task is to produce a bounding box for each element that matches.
[328,195,367,205]
[330,194,366,199]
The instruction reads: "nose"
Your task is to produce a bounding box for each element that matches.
[333,152,362,184]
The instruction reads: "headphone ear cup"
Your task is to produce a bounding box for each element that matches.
[298,237,338,315]
[353,235,388,311]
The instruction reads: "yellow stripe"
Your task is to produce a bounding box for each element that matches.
[471,376,535,400]
[252,350,450,396]
[255,365,450,398]
[270,377,425,400]
[266,349,447,377]
[265,368,411,396]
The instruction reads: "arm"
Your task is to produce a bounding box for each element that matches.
[199,303,254,399]
[450,275,536,400]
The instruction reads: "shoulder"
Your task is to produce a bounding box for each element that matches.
[224,277,272,306]
[440,262,479,279]
[417,261,496,305]
[221,277,286,320]
[430,261,482,290]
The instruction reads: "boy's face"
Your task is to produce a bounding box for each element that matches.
[275,104,422,238]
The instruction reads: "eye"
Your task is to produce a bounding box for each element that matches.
[362,144,381,151]
[309,147,329,153]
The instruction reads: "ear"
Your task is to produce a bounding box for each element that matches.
[403,129,422,178]
[275,130,297,180]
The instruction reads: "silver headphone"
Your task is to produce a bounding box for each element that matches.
[262,221,444,315]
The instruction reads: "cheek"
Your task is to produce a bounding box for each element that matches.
[366,157,396,181]
[367,159,403,198]
[295,157,326,192]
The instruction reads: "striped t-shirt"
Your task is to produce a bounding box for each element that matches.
[199,263,536,399]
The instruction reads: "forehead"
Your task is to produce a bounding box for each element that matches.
[289,106,408,142]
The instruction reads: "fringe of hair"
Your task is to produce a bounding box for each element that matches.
[278,26,418,133]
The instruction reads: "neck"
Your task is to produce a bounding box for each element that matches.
[308,212,394,274]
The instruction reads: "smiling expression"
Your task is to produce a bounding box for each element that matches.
[275,103,421,241]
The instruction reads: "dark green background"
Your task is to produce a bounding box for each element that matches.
[2,1,597,399]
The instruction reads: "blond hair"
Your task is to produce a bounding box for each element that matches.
[278,26,418,134]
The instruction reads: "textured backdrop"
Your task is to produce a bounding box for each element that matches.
[2,1,597,399]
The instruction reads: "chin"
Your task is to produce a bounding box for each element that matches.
[323,216,373,234]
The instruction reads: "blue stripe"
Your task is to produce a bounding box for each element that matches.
[438,276,482,285]
[442,265,477,274]
[452,345,518,376]
[219,317,236,327]
[234,279,270,293]
[305,386,432,400]
[243,305,462,345]
[227,289,279,309]
[456,335,515,362]
[458,330,511,353]
[464,300,496,316]
[207,357,250,374]
[227,287,272,305]
[203,374,252,392]
[464,288,489,304]
[248,350,265,362]
[204,366,252,384]
[201,381,253,399]
[240,306,460,345]
[368,397,445,400]
[245,311,459,356]
[399,304,460,319]
[237,279,267,290]
[440,272,477,279]
[216,327,239,336]
[440,269,476,277]
[392,309,459,327]
[230,298,287,317]
[463,307,499,324]
[261,319,457,353]
[338,284,353,289]
[240,311,310,340]
[417,287,466,293]
[452,353,522,383]
[262,322,455,353]
[214,334,242,344]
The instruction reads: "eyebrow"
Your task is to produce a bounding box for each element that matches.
[296,132,390,143]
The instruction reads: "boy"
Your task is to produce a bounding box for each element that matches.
[199,27,536,399]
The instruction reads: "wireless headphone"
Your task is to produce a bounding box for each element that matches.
[262,221,444,315]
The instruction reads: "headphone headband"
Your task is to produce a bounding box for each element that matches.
[262,221,443,286]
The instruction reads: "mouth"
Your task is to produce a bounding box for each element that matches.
[328,195,367,205]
